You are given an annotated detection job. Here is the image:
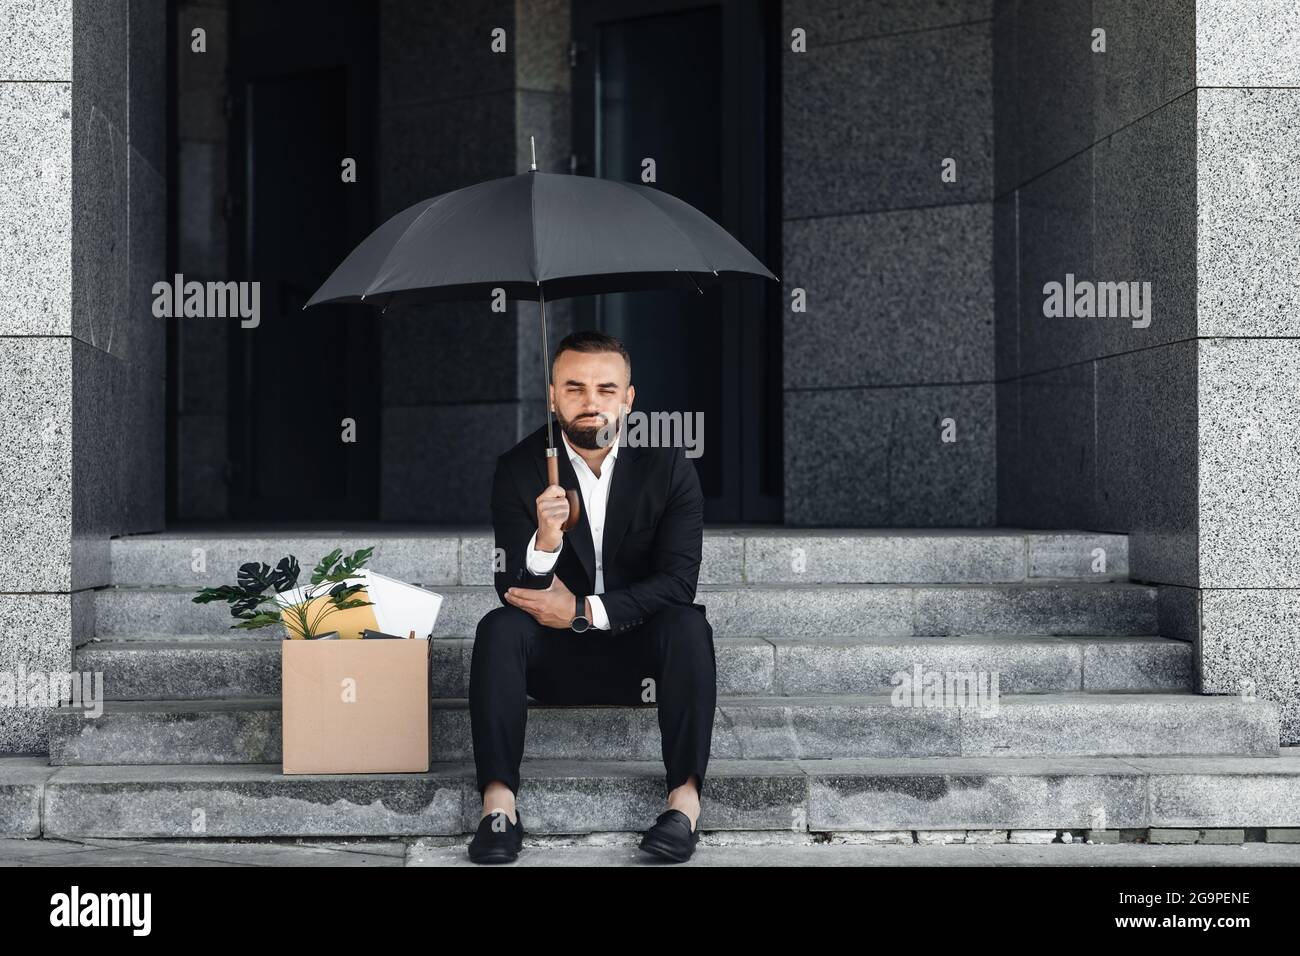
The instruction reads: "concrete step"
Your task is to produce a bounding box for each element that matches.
[73,635,1193,701]
[46,693,1278,766]
[91,581,1160,639]
[108,528,1130,587]
[8,752,1299,838]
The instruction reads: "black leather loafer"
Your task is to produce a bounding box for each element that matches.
[468,808,524,864]
[638,808,700,862]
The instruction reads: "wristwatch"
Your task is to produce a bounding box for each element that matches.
[569,594,591,633]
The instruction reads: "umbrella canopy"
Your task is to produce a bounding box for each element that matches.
[303,169,777,309]
[303,152,778,533]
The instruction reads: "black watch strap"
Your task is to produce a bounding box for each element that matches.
[571,593,590,631]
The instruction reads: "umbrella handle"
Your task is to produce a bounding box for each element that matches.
[546,454,581,532]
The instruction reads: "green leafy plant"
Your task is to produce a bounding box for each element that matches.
[192,547,376,639]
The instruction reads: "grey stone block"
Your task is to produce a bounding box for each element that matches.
[514,0,569,92]
[745,531,1026,584]
[76,640,283,701]
[1092,94,1196,357]
[1198,339,1300,588]
[784,385,996,526]
[1016,149,1097,376]
[128,0,166,178]
[1028,533,1129,579]
[378,0,515,109]
[71,0,127,132]
[1197,89,1300,336]
[1196,0,1300,87]
[0,593,76,753]
[380,405,517,522]
[772,636,1085,695]
[1157,585,1200,647]
[1200,588,1300,745]
[1092,0,1194,137]
[458,533,497,587]
[700,535,744,586]
[1148,827,1197,844]
[0,83,72,336]
[43,763,467,838]
[0,0,72,79]
[805,756,1149,830]
[0,757,58,837]
[1080,638,1193,692]
[381,301,516,407]
[784,0,993,43]
[912,583,1157,636]
[0,338,73,592]
[784,204,993,388]
[1010,0,1096,185]
[694,585,914,637]
[994,381,1020,523]
[48,699,281,766]
[1002,0,1192,184]
[960,693,1277,757]
[1007,364,1097,529]
[1094,342,1198,587]
[1197,828,1245,844]
[784,21,992,216]
[1264,828,1300,843]
[1134,752,1300,826]
[379,93,515,213]
[70,79,128,353]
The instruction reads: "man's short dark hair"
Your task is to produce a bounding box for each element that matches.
[552,330,632,384]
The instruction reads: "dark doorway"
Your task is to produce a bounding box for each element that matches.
[572,0,783,523]
[225,0,380,520]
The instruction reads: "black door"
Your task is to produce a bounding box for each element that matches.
[571,0,783,523]
[226,0,379,520]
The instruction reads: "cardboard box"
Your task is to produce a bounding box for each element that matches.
[281,638,431,773]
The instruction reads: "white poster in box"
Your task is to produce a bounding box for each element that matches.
[363,570,442,639]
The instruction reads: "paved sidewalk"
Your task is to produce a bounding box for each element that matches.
[4,835,1300,866]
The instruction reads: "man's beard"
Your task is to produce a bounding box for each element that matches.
[557,409,619,450]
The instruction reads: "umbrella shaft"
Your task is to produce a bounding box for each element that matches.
[539,286,554,453]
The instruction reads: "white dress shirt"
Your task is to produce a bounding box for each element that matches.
[525,429,620,629]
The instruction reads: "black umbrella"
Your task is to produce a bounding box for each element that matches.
[304,138,778,528]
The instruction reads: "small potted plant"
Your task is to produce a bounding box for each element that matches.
[193,547,375,639]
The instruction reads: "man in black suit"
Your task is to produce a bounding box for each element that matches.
[467,330,716,864]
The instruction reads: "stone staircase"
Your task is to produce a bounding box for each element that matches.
[4,528,1297,840]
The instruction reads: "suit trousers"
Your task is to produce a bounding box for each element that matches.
[469,602,717,801]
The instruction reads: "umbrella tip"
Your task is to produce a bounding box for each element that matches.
[529,135,537,172]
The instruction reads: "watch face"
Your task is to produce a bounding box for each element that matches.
[571,616,590,632]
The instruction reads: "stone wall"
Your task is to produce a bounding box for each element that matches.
[782,0,996,525]
[0,0,167,752]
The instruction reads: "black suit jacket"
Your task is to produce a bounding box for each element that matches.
[490,423,706,634]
